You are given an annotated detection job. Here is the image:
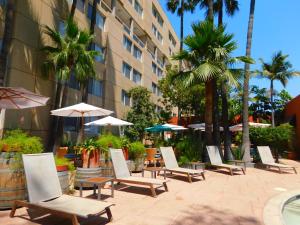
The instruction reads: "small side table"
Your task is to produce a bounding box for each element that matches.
[79,177,114,200]
[228,160,247,171]
[142,167,165,179]
[187,162,205,170]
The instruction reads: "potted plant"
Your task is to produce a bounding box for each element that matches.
[78,138,100,168]
[54,156,75,193]
[121,137,130,160]
[129,141,146,172]
[0,129,43,209]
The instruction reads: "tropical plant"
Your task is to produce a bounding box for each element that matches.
[96,134,122,152]
[125,87,157,141]
[128,141,146,160]
[42,18,99,147]
[176,136,202,165]
[172,21,251,157]
[54,156,75,171]
[242,0,256,162]
[255,51,299,127]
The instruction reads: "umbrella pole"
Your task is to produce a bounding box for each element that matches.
[81,114,84,142]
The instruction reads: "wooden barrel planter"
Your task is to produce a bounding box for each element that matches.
[0,152,27,209]
[99,159,114,178]
[57,171,69,194]
[74,167,102,188]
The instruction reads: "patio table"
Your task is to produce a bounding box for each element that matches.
[79,177,114,200]
[142,167,166,179]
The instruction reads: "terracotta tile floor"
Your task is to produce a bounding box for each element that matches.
[1,159,299,225]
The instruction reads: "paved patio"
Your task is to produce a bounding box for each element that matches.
[1,159,299,225]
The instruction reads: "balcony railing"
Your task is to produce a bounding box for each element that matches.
[123,24,131,35]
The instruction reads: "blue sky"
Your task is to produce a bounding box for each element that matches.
[159,0,300,97]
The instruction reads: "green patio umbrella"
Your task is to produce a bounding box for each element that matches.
[145,125,173,132]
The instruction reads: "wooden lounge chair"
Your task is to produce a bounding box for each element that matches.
[257,146,297,174]
[206,146,245,175]
[109,149,169,197]
[10,153,113,225]
[160,147,205,182]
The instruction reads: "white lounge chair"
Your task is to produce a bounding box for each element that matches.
[109,149,168,197]
[257,146,297,174]
[206,146,245,175]
[10,153,113,225]
[160,147,205,182]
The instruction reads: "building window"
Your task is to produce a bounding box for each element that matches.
[152,62,157,74]
[152,82,157,95]
[77,0,85,12]
[169,47,173,56]
[91,43,105,62]
[68,71,80,90]
[121,90,131,106]
[122,62,132,79]
[157,32,163,44]
[133,45,142,61]
[169,32,177,47]
[152,24,163,44]
[157,68,163,78]
[157,88,162,97]
[133,69,141,85]
[152,6,164,27]
[123,35,132,52]
[152,24,157,37]
[58,20,65,36]
[87,4,105,30]
[134,0,143,16]
[88,79,103,97]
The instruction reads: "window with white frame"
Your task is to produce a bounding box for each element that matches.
[169,31,177,47]
[91,43,105,63]
[122,62,132,79]
[152,5,164,27]
[152,82,157,95]
[157,68,163,78]
[87,4,105,30]
[123,35,132,52]
[134,0,143,17]
[132,69,142,85]
[121,89,131,106]
[133,45,142,61]
[152,62,157,74]
[152,24,163,44]
[88,79,103,97]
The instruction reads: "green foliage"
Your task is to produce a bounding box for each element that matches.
[176,135,201,165]
[0,129,43,154]
[231,146,244,160]
[77,138,99,155]
[249,123,295,156]
[41,17,99,83]
[125,87,157,141]
[233,131,242,146]
[120,137,130,149]
[128,141,146,160]
[54,156,75,171]
[96,134,122,152]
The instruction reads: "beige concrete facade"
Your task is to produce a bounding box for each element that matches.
[0,0,179,142]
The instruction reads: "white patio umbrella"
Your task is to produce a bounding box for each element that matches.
[188,123,224,131]
[51,102,113,141]
[229,122,271,132]
[162,123,187,131]
[85,116,133,126]
[0,87,49,109]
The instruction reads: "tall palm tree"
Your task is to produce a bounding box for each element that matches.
[0,0,15,87]
[172,21,249,154]
[42,18,99,147]
[256,52,299,127]
[242,0,256,162]
[70,0,78,19]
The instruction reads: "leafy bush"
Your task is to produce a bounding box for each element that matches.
[0,129,43,154]
[231,146,244,160]
[96,134,122,152]
[176,136,201,165]
[76,138,98,155]
[129,141,146,160]
[55,156,75,171]
[250,123,295,160]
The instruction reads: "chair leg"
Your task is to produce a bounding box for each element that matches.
[187,173,192,183]
[150,184,157,197]
[242,168,246,175]
[163,182,168,192]
[201,172,206,180]
[230,169,233,176]
[71,215,79,225]
[106,207,113,222]
[293,167,297,174]
[278,167,282,174]
[9,201,18,218]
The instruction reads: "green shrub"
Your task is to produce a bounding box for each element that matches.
[231,146,243,160]
[54,156,75,171]
[96,134,122,152]
[250,123,295,160]
[176,136,201,165]
[129,141,146,160]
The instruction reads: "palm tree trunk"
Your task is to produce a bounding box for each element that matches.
[242,0,256,163]
[204,81,214,161]
[70,0,77,19]
[207,0,214,22]
[0,0,15,86]
[179,0,184,71]
[221,81,233,160]
[217,0,223,26]
[270,80,275,127]
[212,80,221,149]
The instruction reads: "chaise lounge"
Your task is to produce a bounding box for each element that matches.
[10,153,113,225]
[257,146,297,174]
[110,148,169,197]
[206,146,245,175]
[160,146,205,182]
